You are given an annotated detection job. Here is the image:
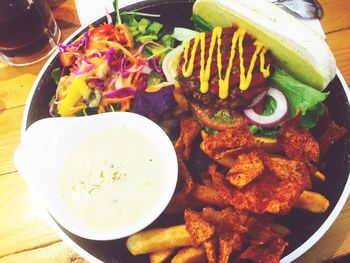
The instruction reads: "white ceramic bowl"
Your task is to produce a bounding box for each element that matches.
[14,112,178,241]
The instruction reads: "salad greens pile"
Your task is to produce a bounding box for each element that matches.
[51,0,331,139]
[121,13,176,51]
[119,12,177,87]
[50,1,180,122]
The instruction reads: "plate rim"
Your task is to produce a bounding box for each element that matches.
[20,1,350,262]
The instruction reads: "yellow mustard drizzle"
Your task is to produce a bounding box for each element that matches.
[259,48,271,78]
[182,35,200,77]
[181,27,271,99]
[199,32,208,93]
[200,27,222,94]
[218,28,242,99]
[239,40,263,91]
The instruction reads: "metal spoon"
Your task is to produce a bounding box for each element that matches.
[273,0,324,19]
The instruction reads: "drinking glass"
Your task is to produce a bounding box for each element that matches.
[0,0,61,66]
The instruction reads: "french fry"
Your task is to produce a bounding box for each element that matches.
[200,130,208,140]
[215,155,236,170]
[170,247,206,263]
[312,171,326,182]
[247,220,290,244]
[150,248,176,263]
[269,222,291,237]
[294,190,330,213]
[192,185,330,214]
[254,136,282,153]
[191,184,230,208]
[308,164,326,182]
[211,137,280,169]
[200,207,249,233]
[126,225,192,255]
[164,195,203,214]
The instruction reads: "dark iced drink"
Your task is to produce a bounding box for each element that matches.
[0,0,60,66]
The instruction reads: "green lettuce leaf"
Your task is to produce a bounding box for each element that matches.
[262,95,277,116]
[299,103,325,128]
[271,68,329,128]
[249,125,280,137]
[51,67,62,84]
[248,96,279,137]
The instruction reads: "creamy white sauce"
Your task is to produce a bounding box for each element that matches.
[60,127,167,231]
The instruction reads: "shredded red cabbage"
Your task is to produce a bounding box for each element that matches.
[59,30,90,52]
[86,77,105,90]
[74,58,94,76]
[117,57,130,77]
[103,87,136,99]
[82,30,90,49]
[106,48,116,66]
[150,57,163,75]
[137,74,148,90]
[126,62,147,73]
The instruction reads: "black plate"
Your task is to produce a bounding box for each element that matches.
[23,0,350,262]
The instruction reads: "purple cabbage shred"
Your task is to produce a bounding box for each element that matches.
[132,85,177,123]
[103,87,136,99]
[150,57,163,75]
[106,48,116,66]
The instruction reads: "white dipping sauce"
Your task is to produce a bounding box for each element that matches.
[60,127,167,231]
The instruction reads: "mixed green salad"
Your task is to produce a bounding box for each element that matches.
[50,0,329,138]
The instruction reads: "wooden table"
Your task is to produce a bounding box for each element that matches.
[0,0,349,262]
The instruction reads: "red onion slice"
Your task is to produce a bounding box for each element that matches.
[243,87,289,128]
[246,90,268,108]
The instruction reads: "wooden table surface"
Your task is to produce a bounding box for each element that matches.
[0,0,349,262]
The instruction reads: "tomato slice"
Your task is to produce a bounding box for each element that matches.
[90,24,116,41]
[189,103,245,131]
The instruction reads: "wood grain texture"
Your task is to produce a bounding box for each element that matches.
[51,0,81,34]
[0,74,35,110]
[0,241,87,263]
[319,0,350,33]
[0,0,350,262]
[0,172,60,258]
[326,28,350,84]
[0,107,23,175]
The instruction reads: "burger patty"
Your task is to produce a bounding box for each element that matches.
[178,27,272,110]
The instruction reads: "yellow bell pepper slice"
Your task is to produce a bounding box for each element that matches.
[58,77,91,117]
